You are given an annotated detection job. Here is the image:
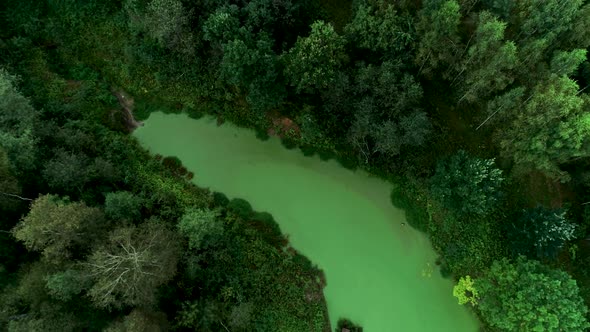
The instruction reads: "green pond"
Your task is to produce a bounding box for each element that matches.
[134,112,479,332]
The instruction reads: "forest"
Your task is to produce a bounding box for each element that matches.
[1,0,590,331]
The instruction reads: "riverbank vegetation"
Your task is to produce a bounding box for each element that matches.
[2,0,590,330]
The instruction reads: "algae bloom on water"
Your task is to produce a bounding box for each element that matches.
[135,112,479,331]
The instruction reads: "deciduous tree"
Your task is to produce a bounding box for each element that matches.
[455,12,517,103]
[220,34,285,112]
[550,49,587,77]
[0,69,38,176]
[178,208,224,251]
[0,147,21,211]
[474,257,589,331]
[430,150,504,216]
[104,309,169,332]
[507,207,576,259]
[415,0,461,76]
[498,76,590,181]
[85,220,179,309]
[12,195,105,264]
[104,191,144,222]
[345,0,413,56]
[125,0,195,54]
[202,5,241,47]
[45,269,88,301]
[284,20,346,93]
[42,149,92,194]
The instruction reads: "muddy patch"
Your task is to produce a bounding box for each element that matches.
[112,89,143,132]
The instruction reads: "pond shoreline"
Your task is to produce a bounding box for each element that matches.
[134,112,480,331]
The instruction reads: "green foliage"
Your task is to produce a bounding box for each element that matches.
[202,5,241,46]
[435,212,504,276]
[0,69,38,176]
[131,160,212,220]
[227,198,253,218]
[125,0,195,54]
[12,195,105,264]
[0,147,21,211]
[345,0,412,56]
[176,299,220,331]
[5,0,590,329]
[42,150,93,194]
[296,109,327,146]
[85,220,180,309]
[348,61,430,162]
[507,207,576,259]
[178,208,223,250]
[390,179,430,233]
[455,11,517,103]
[430,150,504,216]
[550,49,587,77]
[452,275,479,305]
[354,61,423,117]
[251,211,284,246]
[415,0,461,76]
[560,4,590,49]
[45,269,88,301]
[212,191,230,206]
[104,191,144,222]
[228,302,254,330]
[104,309,169,332]
[220,33,285,113]
[499,76,590,181]
[336,318,363,332]
[284,20,346,93]
[511,0,583,43]
[475,257,589,331]
[6,302,81,332]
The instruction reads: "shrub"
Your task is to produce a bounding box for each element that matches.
[212,191,229,207]
[430,150,504,216]
[104,191,144,221]
[507,207,576,259]
[228,198,253,218]
[281,138,297,150]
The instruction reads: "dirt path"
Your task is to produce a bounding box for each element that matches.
[113,89,143,131]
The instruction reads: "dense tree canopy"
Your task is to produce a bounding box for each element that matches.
[498,76,590,181]
[415,0,461,76]
[455,11,518,103]
[507,207,576,259]
[12,195,105,264]
[345,0,412,56]
[104,191,144,222]
[85,220,180,309]
[473,258,589,331]
[3,0,590,330]
[0,69,38,176]
[284,20,346,93]
[177,208,223,251]
[430,150,504,216]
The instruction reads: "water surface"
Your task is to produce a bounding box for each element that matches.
[134,112,479,331]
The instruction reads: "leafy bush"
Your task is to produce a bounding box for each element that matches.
[474,257,589,331]
[212,191,229,207]
[281,137,297,150]
[336,318,363,332]
[252,212,282,238]
[178,208,223,250]
[506,207,576,259]
[390,180,429,233]
[104,191,144,221]
[228,198,253,218]
[430,150,504,216]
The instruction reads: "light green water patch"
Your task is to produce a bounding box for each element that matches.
[134,112,479,332]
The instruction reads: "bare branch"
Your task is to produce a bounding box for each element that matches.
[0,192,33,201]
